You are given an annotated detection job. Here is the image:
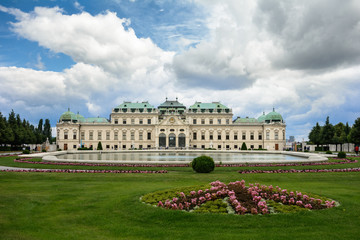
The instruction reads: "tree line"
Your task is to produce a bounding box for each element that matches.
[0,110,52,150]
[308,116,360,151]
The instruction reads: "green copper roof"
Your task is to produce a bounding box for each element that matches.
[258,112,266,122]
[116,101,154,109]
[60,109,77,121]
[76,112,85,121]
[265,108,283,122]
[234,117,258,123]
[158,98,186,109]
[81,117,109,123]
[189,102,229,110]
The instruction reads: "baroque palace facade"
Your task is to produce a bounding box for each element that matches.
[56,99,286,151]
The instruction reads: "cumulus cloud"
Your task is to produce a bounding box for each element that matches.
[0,2,359,140]
[3,5,174,80]
[254,0,360,70]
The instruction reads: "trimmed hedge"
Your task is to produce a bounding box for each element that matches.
[191,156,215,173]
[337,151,346,158]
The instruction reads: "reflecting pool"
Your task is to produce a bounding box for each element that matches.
[58,152,305,162]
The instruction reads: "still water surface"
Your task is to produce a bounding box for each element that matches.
[60,152,304,162]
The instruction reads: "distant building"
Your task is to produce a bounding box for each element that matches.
[56,98,286,151]
[288,136,295,142]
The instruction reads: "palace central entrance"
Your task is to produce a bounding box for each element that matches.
[169,133,176,147]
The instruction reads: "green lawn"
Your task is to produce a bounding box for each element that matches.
[0,156,360,239]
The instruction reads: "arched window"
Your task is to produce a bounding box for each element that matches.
[178,133,186,148]
[159,133,166,147]
[169,133,176,147]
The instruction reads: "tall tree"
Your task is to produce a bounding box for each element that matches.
[308,122,322,147]
[321,116,335,146]
[43,119,52,142]
[333,122,345,151]
[349,117,360,145]
[36,119,44,143]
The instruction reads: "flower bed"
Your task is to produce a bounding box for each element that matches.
[238,168,360,174]
[142,180,337,215]
[0,168,167,174]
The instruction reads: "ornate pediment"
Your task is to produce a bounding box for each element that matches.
[158,116,186,126]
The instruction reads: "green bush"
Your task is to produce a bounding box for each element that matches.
[241,142,247,150]
[97,141,103,150]
[22,149,30,154]
[191,156,215,173]
[42,149,47,152]
[326,150,332,154]
[337,151,346,158]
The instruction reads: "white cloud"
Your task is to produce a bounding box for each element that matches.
[5,6,174,81]
[0,2,360,141]
[35,53,45,70]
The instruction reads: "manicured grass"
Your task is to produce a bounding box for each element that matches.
[0,156,360,239]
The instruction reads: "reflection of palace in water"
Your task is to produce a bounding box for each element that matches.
[56,98,286,151]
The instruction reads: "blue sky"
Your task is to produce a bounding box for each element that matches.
[0,0,360,140]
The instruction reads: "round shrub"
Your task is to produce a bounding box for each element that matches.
[22,149,30,154]
[337,151,346,158]
[191,156,215,173]
[326,150,332,154]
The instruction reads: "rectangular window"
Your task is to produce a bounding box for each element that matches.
[98,131,102,140]
[250,133,254,140]
[201,119,205,124]
[258,133,262,140]
[218,119,221,124]
[131,119,135,124]
[147,119,151,124]
[193,119,197,124]
[89,132,93,140]
[226,119,230,125]
[209,119,213,124]
[123,145,126,149]
[114,131,118,140]
[234,145,238,149]
[139,119,143,124]
[106,145,110,149]
[73,145,76,149]
[123,119,127,124]
[201,145,205,149]
[218,145,221,149]
[226,145,230,149]
[275,132,279,140]
[139,145,143,149]
[226,134,230,140]
[259,145,263,149]
[73,132,77,140]
[193,132,197,140]
[234,134,238,140]
[106,131,110,140]
[201,134,205,140]
[122,132,126,140]
[114,119,118,124]
[242,133,246,140]
[251,145,254,149]
[147,132,151,140]
[81,131,85,140]
[210,134,213,140]
[131,132,135,140]
[193,145,197,149]
[266,132,270,140]
[139,132,143,140]
[218,134,221,140]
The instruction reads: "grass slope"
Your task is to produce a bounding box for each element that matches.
[0,156,359,239]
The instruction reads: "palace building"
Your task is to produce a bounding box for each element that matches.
[56,98,286,151]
